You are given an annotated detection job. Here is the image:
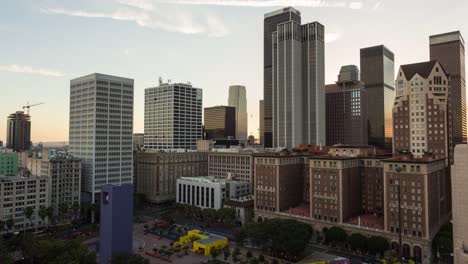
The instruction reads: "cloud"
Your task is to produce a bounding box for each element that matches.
[325,33,340,43]
[154,0,366,9]
[41,5,229,37]
[0,64,65,77]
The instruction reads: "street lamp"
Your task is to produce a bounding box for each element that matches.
[394,164,403,259]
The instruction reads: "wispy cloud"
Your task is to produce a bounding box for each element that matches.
[154,0,368,9]
[0,64,64,77]
[41,4,229,37]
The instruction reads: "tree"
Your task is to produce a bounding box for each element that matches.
[367,236,390,255]
[0,236,14,264]
[325,226,347,244]
[71,202,80,220]
[0,220,5,233]
[249,257,259,264]
[81,202,91,222]
[46,206,54,226]
[432,223,453,256]
[59,203,69,222]
[6,218,14,234]
[24,206,34,231]
[22,237,97,263]
[38,206,48,227]
[223,247,231,260]
[258,254,265,262]
[348,233,368,252]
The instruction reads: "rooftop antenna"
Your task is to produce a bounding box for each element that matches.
[158,76,163,86]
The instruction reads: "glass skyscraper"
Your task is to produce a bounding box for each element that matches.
[360,45,395,151]
[228,85,248,140]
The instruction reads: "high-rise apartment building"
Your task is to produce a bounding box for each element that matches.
[452,144,468,264]
[204,106,236,140]
[259,100,264,145]
[135,151,208,203]
[393,61,450,160]
[228,85,248,141]
[144,83,202,150]
[6,111,31,152]
[360,45,395,150]
[269,8,325,148]
[326,65,368,146]
[264,7,301,148]
[430,31,466,147]
[69,73,134,202]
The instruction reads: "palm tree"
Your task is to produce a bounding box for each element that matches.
[0,220,5,234]
[59,203,69,223]
[24,207,34,238]
[38,206,48,227]
[71,202,80,220]
[6,218,14,234]
[46,206,54,226]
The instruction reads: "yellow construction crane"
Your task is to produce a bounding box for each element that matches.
[23,102,45,115]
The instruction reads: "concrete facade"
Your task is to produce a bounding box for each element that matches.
[135,151,208,203]
[0,152,18,176]
[228,85,248,141]
[452,145,468,264]
[208,151,254,191]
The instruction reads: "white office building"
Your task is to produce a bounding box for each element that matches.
[176,176,250,209]
[144,83,203,150]
[69,73,134,202]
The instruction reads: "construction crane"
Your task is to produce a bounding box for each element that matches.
[23,102,44,115]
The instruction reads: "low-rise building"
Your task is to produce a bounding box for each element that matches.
[224,195,254,226]
[0,176,50,231]
[176,176,250,209]
[208,151,255,191]
[135,151,208,203]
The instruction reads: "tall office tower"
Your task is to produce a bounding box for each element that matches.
[271,18,325,148]
[393,61,450,160]
[144,83,202,150]
[452,145,468,264]
[204,106,236,139]
[360,45,395,151]
[6,111,31,152]
[69,73,134,202]
[264,7,301,148]
[228,85,248,141]
[430,31,466,148]
[325,65,368,146]
[259,100,264,145]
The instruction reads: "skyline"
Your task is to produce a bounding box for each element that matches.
[1,0,468,143]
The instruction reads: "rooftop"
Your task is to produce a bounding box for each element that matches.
[178,176,244,184]
[400,60,446,80]
[264,6,300,19]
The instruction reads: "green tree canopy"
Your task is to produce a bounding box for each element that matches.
[367,236,390,255]
[432,223,453,256]
[325,227,347,244]
[348,233,368,251]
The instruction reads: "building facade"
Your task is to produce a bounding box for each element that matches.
[430,31,466,147]
[360,45,395,150]
[263,7,301,148]
[135,151,208,203]
[6,111,31,152]
[208,151,254,191]
[144,83,202,150]
[204,106,236,140]
[452,144,468,264]
[69,73,134,202]
[228,85,248,141]
[0,151,18,176]
[326,65,368,146]
[0,176,50,231]
[271,17,326,148]
[393,61,450,160]
[176,176,250,210]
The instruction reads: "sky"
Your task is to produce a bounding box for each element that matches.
[0,0,467,143]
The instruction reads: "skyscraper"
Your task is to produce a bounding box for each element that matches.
[204,106,236,139]
[228,85,248,141]
[326,65,368,146]
[452,145,468,264]
[259,100,264,145]
[393,61,450,160]
[69,73,134,202]
[430,31,466,147]
[270,9,325,148]
[144,82,202,150]
[264,7,301,148]
[360,45,395,150]
[6,111,31,152]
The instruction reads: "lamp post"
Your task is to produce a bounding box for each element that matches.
[394,165,403,259]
